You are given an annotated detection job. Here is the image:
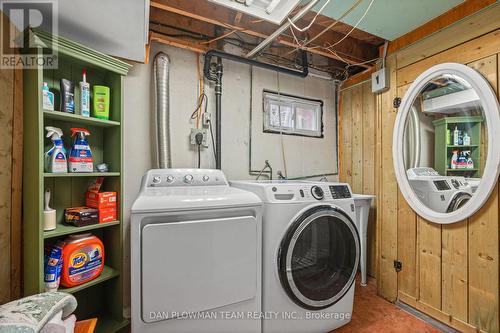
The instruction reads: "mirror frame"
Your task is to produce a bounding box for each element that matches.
[393,63,500,224]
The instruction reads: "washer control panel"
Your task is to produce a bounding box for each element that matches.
[145,169,228,188]
[262,182,352,202]
[329,185,352,199]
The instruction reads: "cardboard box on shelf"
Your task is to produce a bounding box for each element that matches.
[99,207,117,223]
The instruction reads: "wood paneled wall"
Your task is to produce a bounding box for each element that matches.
[339,22,500,333]
[0,12,23,304]
[339,81,378,278]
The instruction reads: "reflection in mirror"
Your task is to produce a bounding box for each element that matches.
[404,74,485,214]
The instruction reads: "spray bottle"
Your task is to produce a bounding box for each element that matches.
[44,126,68,173]
[69,128,93,173]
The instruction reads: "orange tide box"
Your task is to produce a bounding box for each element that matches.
[86,191,117,209]
[99,207,117,223]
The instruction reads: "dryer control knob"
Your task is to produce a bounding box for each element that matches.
[166,175,175,183]
[184,174,194,184]
[311,186,324,200]
[202,175,210,182]
[152,176,161,184]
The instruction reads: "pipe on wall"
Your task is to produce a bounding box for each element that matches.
[203,49,309,169]
[153,52,172,168]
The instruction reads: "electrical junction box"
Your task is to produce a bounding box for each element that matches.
[371,68,389,93]
[190,128,209,148]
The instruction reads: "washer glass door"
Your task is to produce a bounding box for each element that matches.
[278,206,359,310]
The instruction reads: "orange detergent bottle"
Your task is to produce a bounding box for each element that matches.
[60,233,105,288]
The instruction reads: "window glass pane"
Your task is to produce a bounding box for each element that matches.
[263,91,323,137]
[269,103,293,129]
[296,106,318,131]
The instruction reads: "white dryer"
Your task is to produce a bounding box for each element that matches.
[131,169,262,333]
[407,167,473,213]
[231,180,360,333]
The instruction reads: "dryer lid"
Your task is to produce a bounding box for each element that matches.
[132,169,261,213]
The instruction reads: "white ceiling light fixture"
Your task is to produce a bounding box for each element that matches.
[208,0,302,24]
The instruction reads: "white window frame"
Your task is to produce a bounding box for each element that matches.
[263,90,323,138]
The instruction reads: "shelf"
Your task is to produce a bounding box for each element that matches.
[44,220,120,239]
[446,168,478,172]
[95,316,130,333]
[447,144,479,148]
[432,116,484,126]
[58,265,119,294]
[44,172,120,178]
[43,110,120,127]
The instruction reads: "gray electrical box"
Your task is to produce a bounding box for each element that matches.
[371,68,389,93]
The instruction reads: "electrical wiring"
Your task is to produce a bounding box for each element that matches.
[276,71,288,178]
[201,29,238,45]
[287,0,332,33]
[190,93,208,120]
[197,145,201,168]
[325,0,375,49]
[208,119,217,164]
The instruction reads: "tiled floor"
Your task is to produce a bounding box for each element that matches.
[333,277,441,333]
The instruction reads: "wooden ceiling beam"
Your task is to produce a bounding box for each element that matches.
[150,0,378,67]
[150,32,208,53]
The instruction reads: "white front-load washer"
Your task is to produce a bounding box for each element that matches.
[231,180,360,333]
[131,169,262,333]
[407,167,473,213]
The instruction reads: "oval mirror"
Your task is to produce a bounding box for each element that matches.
[393,63,500,224]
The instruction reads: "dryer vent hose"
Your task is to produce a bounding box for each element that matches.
[153,52,171,169]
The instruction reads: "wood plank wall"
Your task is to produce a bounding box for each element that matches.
[338,81,378,278]
[0,12,23,305]
[339,23,500,333]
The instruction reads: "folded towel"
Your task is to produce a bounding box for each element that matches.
[0,292,77,333]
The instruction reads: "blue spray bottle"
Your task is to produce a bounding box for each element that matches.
[69,128,93,173]
[44,126,68,173]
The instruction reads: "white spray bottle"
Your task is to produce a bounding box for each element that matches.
[44,126,68,173]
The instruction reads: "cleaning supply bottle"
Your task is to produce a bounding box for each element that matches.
[60,79,75,113]
[44,126,68,173]
[79,70,90,117]
[453,126,460,145]
[465,151,474,169]
[42,82,54,111]
[451,150,459,169]
[92,86,110,120]
[463,132,471,146]
[44,243,63,291]
[446,128,451,145]
[69,128,93,173]
[457,151,467,169]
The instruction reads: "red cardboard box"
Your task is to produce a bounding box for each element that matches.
[99,207,117,223]
[86,191,117,209]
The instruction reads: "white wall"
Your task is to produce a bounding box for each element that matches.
[32,0,149,62]
[122,43,338,315]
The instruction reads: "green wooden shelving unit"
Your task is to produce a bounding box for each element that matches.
[23,29,131,332]
[433,116,483,177]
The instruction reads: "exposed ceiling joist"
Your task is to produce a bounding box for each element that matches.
[150,0,379,67]
[150,8,350,73]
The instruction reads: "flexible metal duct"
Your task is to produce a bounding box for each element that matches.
[153,52,171,169]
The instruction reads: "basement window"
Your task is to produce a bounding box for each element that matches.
[263,91,323,138]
